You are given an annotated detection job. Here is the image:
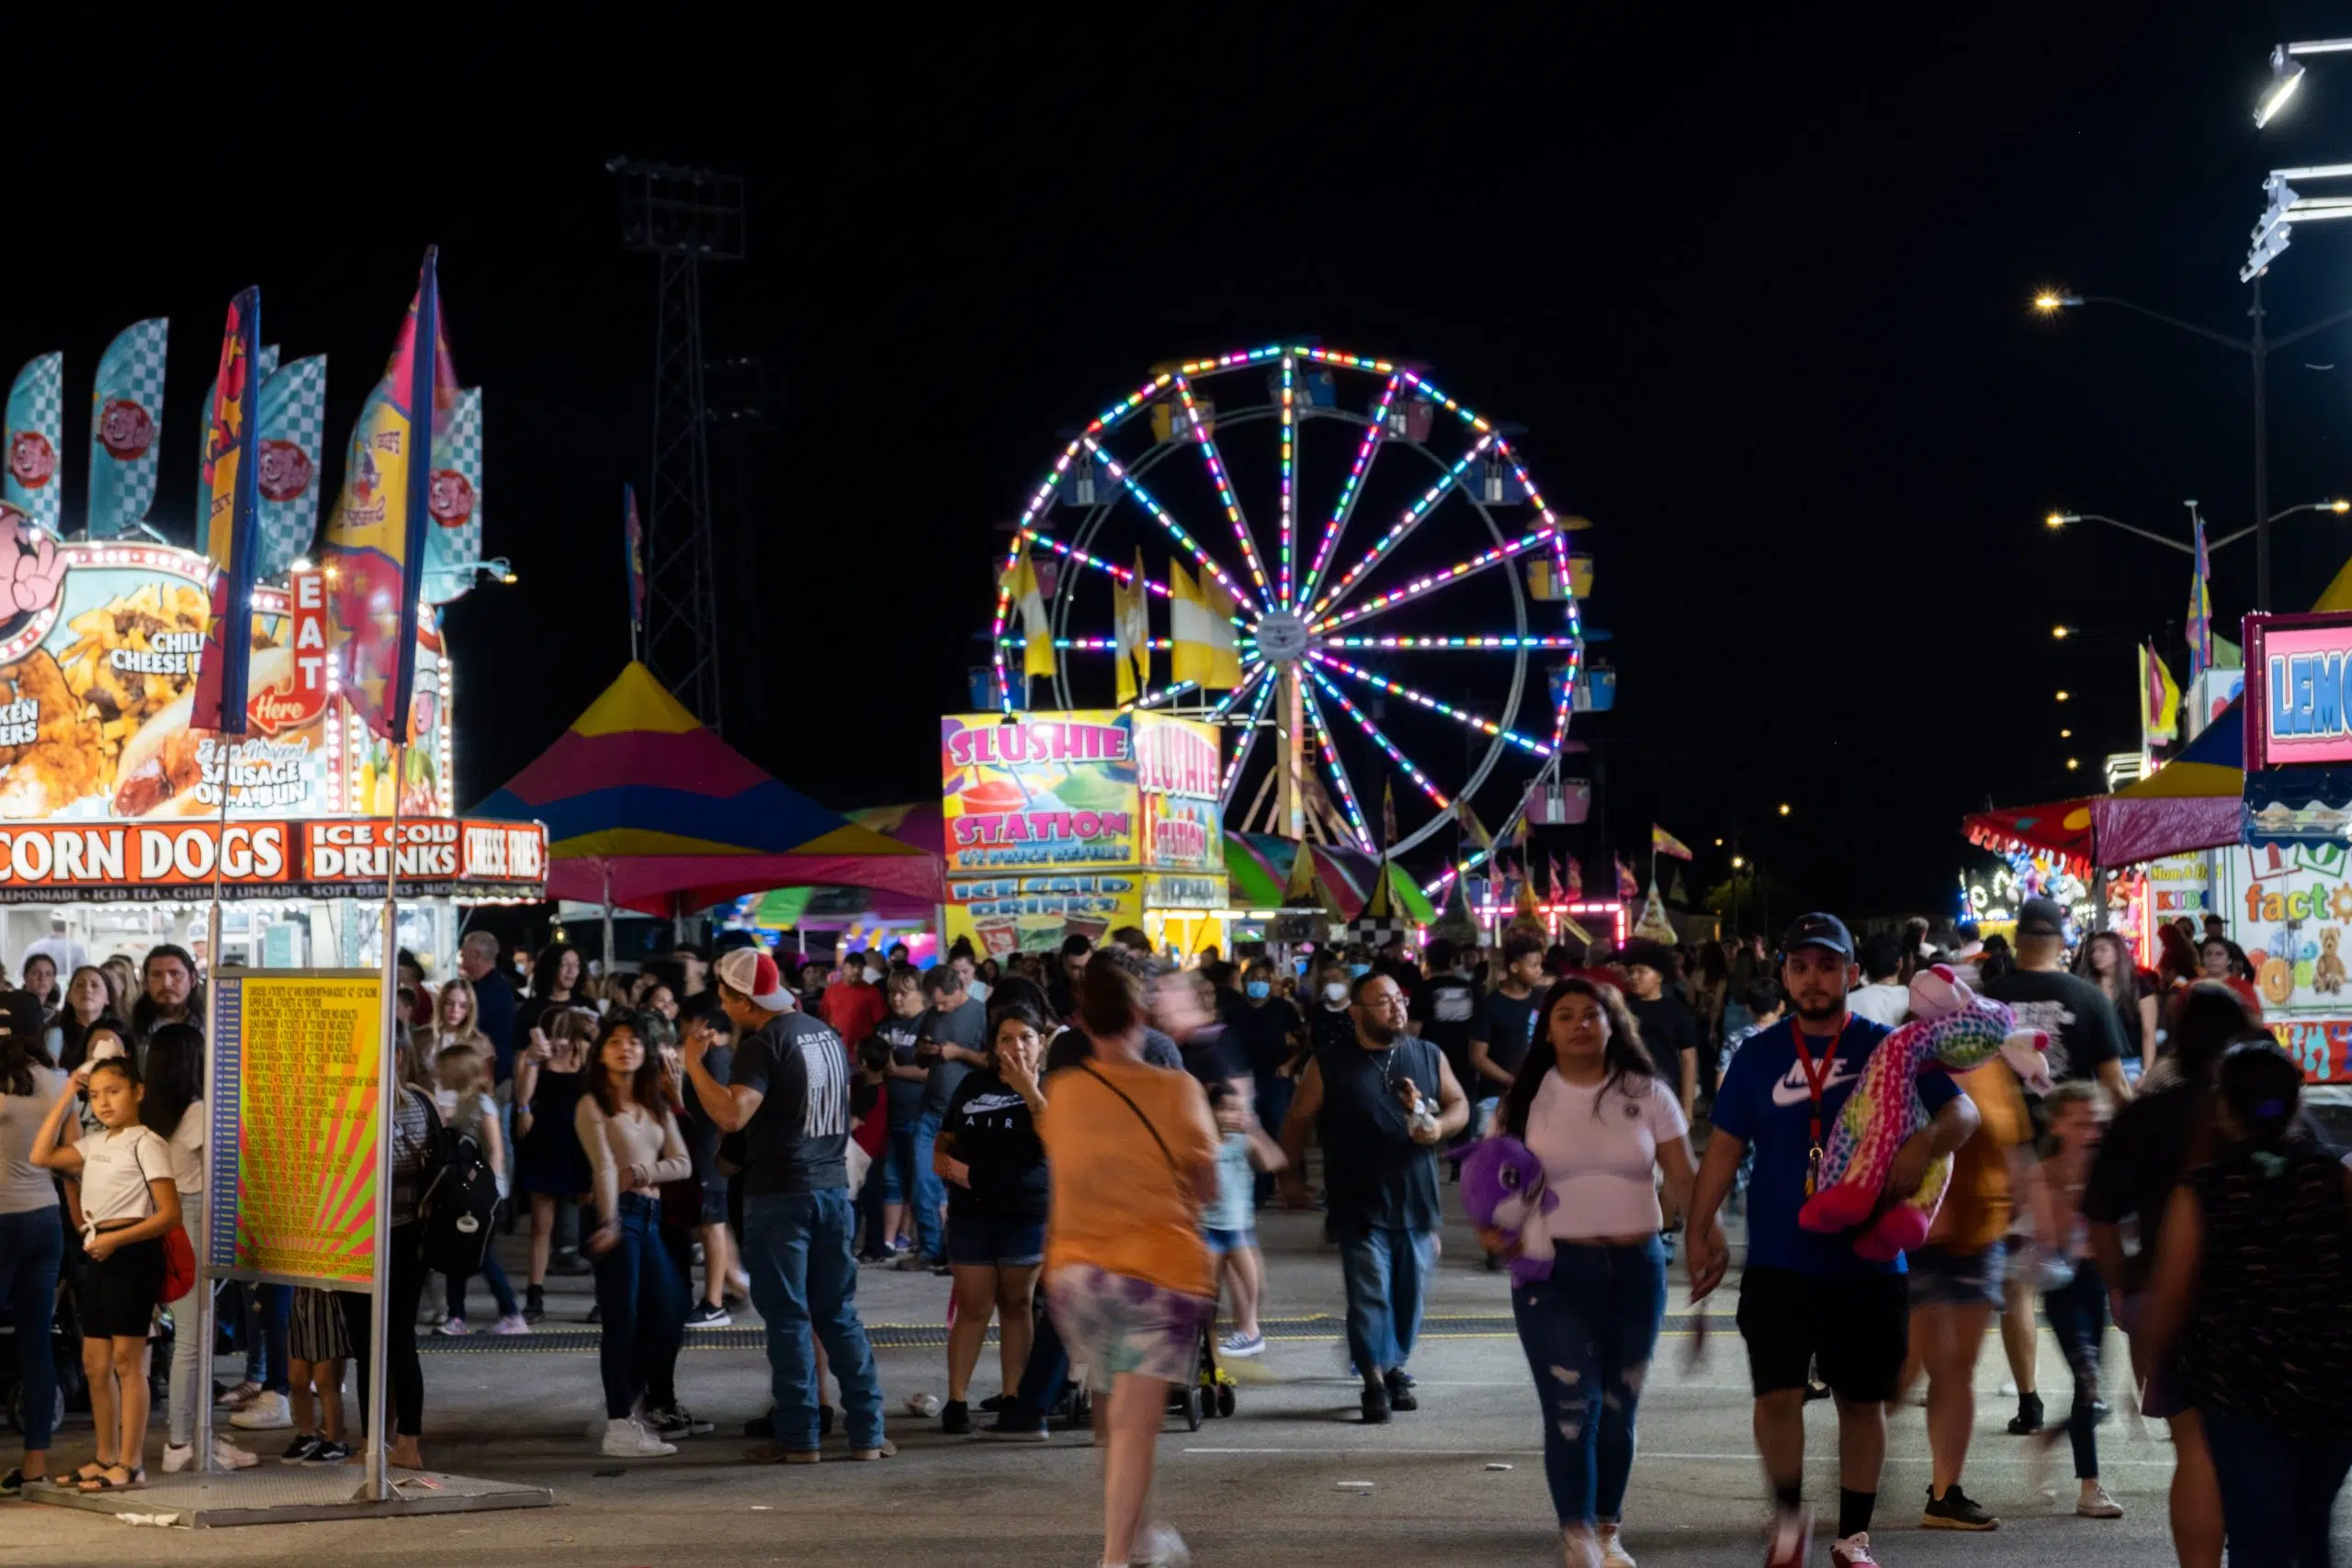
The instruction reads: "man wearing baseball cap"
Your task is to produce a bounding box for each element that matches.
[1684,912,1982,1568]
[683,946,890,1461]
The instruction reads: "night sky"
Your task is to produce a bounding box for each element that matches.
[15,9,2352,925]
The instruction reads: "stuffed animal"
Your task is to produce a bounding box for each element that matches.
[1461,1135,1558,1287]
[1798,964,2050,1263]
[2319,928,2347,997]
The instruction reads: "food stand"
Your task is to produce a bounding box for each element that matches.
[940,710,1229,960]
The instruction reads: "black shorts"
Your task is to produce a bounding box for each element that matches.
[1735,1266,1909,1404]
[74,1235,165,1339]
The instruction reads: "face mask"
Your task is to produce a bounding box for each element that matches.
[967,979,989,1002]
[1245,980,1271,1000]
[1323,981,1351,1005]
[862,966,881,984]
[1294,957,1310,976]
[1347,963,1371,979]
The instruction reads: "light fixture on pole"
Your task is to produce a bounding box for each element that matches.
[2256,45,2310,127]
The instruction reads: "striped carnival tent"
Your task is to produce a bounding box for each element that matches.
[475,662,941,916]
[1223,830,1438,924]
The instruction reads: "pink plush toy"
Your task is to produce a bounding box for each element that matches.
[1798,964,2050,1262]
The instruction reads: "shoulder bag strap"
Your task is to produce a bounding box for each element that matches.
[1077,1062,1184,1186]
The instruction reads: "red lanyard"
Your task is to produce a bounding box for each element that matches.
[1791,1017,1846,1195]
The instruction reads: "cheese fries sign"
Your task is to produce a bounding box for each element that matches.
[0,540,442,820]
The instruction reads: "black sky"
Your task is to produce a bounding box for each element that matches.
[14,7,2352,923]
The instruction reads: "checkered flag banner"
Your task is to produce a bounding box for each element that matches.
[4,352,63,534]
[195,344,278,550]
[251,354,328,580]
[85,318,169,539]
[422,386,482,604]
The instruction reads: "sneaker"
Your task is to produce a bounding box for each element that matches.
[2007,1392,2045,1435]
[230,1390,292,1430]
[217,1380,263,1409]
[490,1313,531,1336]
[2076,1483,2123,1519]
[1830,1533,1880,1567]
[278,1434,322,1464]
[600,1416,677,1458]
[939,1399,972,1435]
[1361,1385,1391,1424]
[213,1437,260,1470]
[435,1315,469,1337]
[1384,1369,1419,1412]
[684,1302,731,1329]
[646,1403,715,1438]
[162,1441,198,1473]
[1921,1483,1998,1529]
[1598,1523,1637,1568]
[524,1285,546,1325]
[1560,1525,1601,1568]
[977,1412,1050,1441]
[1130,1521,1191,1566]
[305,1440,351,1466]
[1219,1330,1266,1358]
[1764,1508,1813,1568]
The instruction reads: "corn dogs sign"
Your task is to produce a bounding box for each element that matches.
[0,816,546,901]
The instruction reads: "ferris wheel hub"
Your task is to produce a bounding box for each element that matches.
[1254,610,1312,667]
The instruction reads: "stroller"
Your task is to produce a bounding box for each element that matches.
[1066,1316,1238,1433]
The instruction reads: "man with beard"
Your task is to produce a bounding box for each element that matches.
[1280,972,1468,1426]
[1685,914,1982,1568]
[131,943,201,1048]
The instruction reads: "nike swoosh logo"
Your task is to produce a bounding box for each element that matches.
[1768,1059,1862,1106]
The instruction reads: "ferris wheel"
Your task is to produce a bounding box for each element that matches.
[988,344,1585,861]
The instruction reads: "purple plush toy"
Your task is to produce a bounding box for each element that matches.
[1460,1136,1557,1287]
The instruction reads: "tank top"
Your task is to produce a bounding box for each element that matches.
[2186,1138,2352,1434]
[1313,1034,1442,1235]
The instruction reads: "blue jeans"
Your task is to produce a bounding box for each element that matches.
[588,1194,686,1420]
[0,1206,63,1450]
[447,1232,522,1321]
[741,1188,885,1451]
[1338,1225,1438,1382]
[1010,1302,1069,1424]
[1510,1236,1668,1526]
[910,1111,946,1258]
[881,1126,918,1206]
[2042,1258,2108,1482]
[2204,1403,2352,1566]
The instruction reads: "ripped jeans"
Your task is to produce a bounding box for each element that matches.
[1509,1235,1668,1527]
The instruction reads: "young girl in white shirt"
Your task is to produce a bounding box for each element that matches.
[32,1055,181,1493]
[1480,977,1702,1568]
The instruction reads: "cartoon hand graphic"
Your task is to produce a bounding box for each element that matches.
[6,531,62,615]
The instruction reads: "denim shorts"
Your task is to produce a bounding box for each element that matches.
[1907,1239,2007,1311]
[945,1213,1046,1268]
[1203,1226,1256,1257]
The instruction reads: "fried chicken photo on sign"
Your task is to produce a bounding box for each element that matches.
[0,649,107,818]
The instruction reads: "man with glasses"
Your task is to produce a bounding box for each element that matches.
[1280,972,1468,1425]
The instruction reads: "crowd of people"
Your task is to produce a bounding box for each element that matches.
[0,904,2346,1568]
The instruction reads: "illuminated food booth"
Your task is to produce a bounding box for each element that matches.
[940,710,1227,960]
[0,541,544,970]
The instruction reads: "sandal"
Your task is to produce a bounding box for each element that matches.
[54,1462,109,1487]
[79,1464,146,1493]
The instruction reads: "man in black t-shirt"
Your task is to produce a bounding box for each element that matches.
[1467,934,1545,1122]
[1983,899,2130,1100]
[867,970,929,1261]
[1411,940,1483,1162]
[1620,941,1702,1121]
[684,949,888,1461]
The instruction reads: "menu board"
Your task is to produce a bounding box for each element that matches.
[206,970,385,1286]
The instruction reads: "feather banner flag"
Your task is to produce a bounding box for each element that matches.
[190,289,265,736]
[250,355,327,580]
[2187,513,2214,682]
[421,387,482,604]
[1170,558,1242,690]
[4,353,63,534]
[622,482,646,647]
[2141,642,2181,749]
[1002,536,1056,682]
[197,344,277,544]
[1651,823,1693,861]
[1113,547,1148,705]
[85,319,168,538]
[1563,855,1583,899]
[325,248,454,743]
[1615,853,1640,899]
[1548,854,1566,902]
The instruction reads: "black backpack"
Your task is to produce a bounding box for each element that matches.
[419,1095,501,1278]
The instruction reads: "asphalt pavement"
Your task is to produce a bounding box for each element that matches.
[3,1191,2300,1566]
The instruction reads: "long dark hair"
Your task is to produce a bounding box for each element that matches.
[531,942,582,1001]
[1499,977,1654,1138]
[985,998,1048,1069]
[591,1014,668,1117]
[141,1021,205,1139]
[2218,1038,2306,1152]
[0,993,53,1096]
[988,975,1053,1023]
[2165,981,2256,1084]
[2075,931,2137,1014]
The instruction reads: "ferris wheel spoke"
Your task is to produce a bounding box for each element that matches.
[1121,680,1198,713]
[1307,651,1555,759]
[1297,372,1402,610]
[1299,679,1374,851]
[1083,436,1256,619]
[1316,633,1581,650]
[1305,665,1450,810]
[1308,433,1498,621]
[1206,658,1271,722]
[1220,669,1281,804]
[1019,529,1174,600]
[1171,374,1274,616]
[1309,525,1560,638]
[998,637,1174,652]
[1277,354,1297,612]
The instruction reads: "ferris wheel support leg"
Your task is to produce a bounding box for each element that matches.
[1276,665,1305,841]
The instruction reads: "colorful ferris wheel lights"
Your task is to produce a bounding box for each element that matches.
[1278,354,1297,611]
[1082,437,1255,609]
[1085,374,1177,437]
[1308,434,1498,617]
[1019,529,1172,597]
[1206,660,1270,722]
[1306,666,1449,809]
[1298,372,1400,608]
[1220,670,1281,797]
[1317,635,1582,649]
[1301,681,1374,851]
[1174,373,1272,610]
[1308,651,1555,758]
[998,637,1177,651]
[1311,525,1562,637]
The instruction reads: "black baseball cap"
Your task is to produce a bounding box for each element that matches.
[2016,897,2068,938]
[1779,912,1855,959]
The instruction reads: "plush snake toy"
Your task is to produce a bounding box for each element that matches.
[1798,964,2050,1262]
[1461,1136,1558,1287]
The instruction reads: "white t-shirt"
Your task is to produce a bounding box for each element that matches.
[164,1099,205,1195]
[1521,1069,1689,1240]
[79,1122,172,1229]
[1848,983,1910,1027]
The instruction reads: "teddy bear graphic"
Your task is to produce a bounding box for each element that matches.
[2317,927,2347,997]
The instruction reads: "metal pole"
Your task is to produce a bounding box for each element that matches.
[363,740,406,1502]
[1276,667,1303,840]
[192,747,234,1473]
[601,862,616,991]
[2254,277,2272,613]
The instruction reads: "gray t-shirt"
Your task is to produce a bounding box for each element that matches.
[917,998,989,1118]
[0,1066,65,1213]
[731,1011,850,1196]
